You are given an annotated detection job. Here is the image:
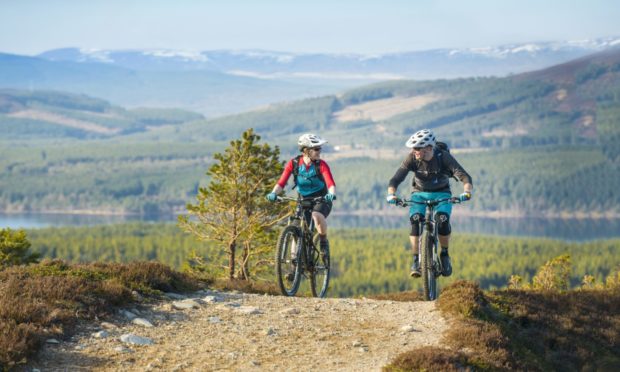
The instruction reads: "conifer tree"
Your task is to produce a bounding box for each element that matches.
[179,129,288,280]
[0,228,39,269]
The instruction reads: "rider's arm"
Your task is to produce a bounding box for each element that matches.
[463,182,473,194]
[443,153,473,192]
[273,159,295,193]
[318,161,337,197]
[388,156,414,192]
[318,160,336,189]
[271,184,284,195]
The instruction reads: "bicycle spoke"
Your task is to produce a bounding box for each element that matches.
[310,245,330,298]
[275,225,302,296]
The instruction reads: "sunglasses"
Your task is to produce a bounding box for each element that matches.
[311,147,322,152]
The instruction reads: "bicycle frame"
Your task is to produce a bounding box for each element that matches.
[398,196,461,300]
[286,197,318,271]
[275,195,331,297]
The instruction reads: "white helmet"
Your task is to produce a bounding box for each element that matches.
[406,129,436,149]
[297,133,328,150]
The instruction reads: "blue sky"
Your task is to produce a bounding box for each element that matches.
[1,0,619,55]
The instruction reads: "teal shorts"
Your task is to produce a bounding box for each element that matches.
[409,191,453,218]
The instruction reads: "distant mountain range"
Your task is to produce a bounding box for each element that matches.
[37,36,620,79]
[1,36,619,117]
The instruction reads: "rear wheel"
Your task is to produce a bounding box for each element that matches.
[310,242,330,298]
[420,230,438,301]
[275,225,302,296]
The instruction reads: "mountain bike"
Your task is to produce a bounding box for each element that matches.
[274,195,332,297]
[397,196,464,301]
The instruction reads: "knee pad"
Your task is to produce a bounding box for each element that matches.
[436,212,451,235]
[409,213,424,236]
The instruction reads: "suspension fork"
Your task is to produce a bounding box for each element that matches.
[425,207,438,261]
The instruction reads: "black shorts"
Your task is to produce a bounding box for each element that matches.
[312,200,332,218]
[302,191,332,218]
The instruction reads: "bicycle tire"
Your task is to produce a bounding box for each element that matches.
[420,230,438,301]
[275,225,302,296]
[310,243,330,298]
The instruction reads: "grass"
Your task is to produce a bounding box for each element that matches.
[3,253,619,370]
[0,259,204,370]
[381,280,620,371]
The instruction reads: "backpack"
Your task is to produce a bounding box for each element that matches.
[291,155,325,189]
[433,141,458,182]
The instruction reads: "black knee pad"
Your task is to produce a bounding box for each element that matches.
[409,213,424,236]
[436,212,451,235]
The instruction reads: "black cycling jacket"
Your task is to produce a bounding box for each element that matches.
[388,150,472,193]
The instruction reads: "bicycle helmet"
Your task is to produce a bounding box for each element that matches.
[405,129,436,149]
[298,133,328,151]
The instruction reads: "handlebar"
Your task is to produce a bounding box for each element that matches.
[275,195,336,203]
[395,196,461,208]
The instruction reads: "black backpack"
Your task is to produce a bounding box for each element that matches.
[433,141,458,182]
[291,155,325,189]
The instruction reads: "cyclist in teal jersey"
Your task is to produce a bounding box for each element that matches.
[267,133,337,252]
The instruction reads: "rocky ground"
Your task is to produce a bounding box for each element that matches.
[28,289,449,371]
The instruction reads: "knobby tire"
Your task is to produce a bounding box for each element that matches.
[420,230,438,301]
[276,225,302,296]
[310,243,330,298]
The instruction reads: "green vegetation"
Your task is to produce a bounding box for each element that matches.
[26,225,620,296]
[0,228,39,269]
[179,129,287,280]
[0,89,204,139]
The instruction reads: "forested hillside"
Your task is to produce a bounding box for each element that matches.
[26,224,620,297]
[1,48,619,216]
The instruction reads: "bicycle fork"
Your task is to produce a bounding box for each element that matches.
[423,219,442,277]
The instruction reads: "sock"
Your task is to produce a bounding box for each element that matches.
[441,246,449,255]
[319,234,327,242]
[413,254,419,261]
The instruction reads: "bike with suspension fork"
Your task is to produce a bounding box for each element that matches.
[274,195,333,297]
[396,196,465,301]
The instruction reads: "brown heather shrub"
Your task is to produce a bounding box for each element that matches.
[82,261,205,294]
[445,319,514,370]
[0,320,40,369]
[490,288,620,371]
[0,260,206,368]
[437,280,487,318]
[383,346,466,372]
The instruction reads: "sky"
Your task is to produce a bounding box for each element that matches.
[1,0,619,56]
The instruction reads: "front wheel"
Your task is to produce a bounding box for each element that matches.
[420,230,438,301]
[276,225,302,296]
[310,242,330,298]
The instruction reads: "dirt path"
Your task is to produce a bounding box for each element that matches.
[30,290,449,371]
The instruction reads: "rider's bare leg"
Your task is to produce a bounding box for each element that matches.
[409,235,419,255]
[312,211,327,236]
[439,234,450,248]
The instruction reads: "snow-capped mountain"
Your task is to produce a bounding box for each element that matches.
[37,36,620,80]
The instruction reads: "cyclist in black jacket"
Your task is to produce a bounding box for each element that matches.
[387,129,473,277]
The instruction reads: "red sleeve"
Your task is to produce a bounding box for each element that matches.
[319,160,336,188]
[276,159,294,188]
